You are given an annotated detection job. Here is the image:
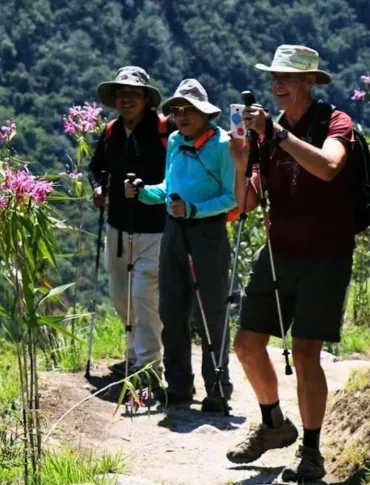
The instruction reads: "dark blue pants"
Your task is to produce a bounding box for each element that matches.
[158,215,233,397]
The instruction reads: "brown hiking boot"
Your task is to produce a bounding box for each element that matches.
[281,445,326,482]
[226,418,298,464]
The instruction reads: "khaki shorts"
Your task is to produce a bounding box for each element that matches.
[239,245,353,342]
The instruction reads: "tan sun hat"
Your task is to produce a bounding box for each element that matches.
[255,45,332,84]
[161,79,221,119]
[97,66,162,109]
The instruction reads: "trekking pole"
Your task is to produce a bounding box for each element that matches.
[169,193,230,416]
[85,171,108,378]
[242,91,292,376]
[124,172,137,380]
[212,92,256,400]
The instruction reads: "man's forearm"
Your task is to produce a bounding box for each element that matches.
[277,126,341,182]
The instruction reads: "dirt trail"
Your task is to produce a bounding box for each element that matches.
[40,346,370,485]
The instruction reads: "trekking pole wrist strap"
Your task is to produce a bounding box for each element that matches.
[264,109,274,143]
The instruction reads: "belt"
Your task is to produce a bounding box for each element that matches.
[168,213,225,225]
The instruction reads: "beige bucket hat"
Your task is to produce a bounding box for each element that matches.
[162,79,221,119]
[255,45,332,84]
[97,66,162,109]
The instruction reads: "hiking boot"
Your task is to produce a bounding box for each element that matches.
[108,360,135,377]
[201,395,230,413]
[153,387,193,406]
[281,445,326,482]
[226,418,299,464]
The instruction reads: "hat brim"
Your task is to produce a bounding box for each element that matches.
[255,64,332,85]
[162,96,221,119]
[97,80,162,109]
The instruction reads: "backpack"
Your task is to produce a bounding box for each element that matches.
[277,100,370,234]
[104,113,171,150]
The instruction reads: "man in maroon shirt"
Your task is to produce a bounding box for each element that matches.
[226,45,355,481]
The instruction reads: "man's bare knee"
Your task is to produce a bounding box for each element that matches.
[292,339,323,374]
[234,329,269,362]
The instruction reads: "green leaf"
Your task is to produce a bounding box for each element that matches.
[37,283,75,308]
[37,237,56,266]
[36,315,83,341]
[0,302,11,320]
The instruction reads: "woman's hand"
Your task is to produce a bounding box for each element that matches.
[170,199,186,218]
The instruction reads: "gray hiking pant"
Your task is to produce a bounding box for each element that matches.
[159,215,232,397]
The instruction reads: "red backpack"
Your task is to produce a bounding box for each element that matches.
[103,113,170,150]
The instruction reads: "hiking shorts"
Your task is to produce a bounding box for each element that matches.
[239,245,353,342]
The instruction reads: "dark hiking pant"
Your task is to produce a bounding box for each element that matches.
[159,214,233,398]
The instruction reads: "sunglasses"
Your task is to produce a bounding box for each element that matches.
[170,105,198,115]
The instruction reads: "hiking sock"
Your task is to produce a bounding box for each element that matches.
[259,400,284,428]
[303,427,321,450]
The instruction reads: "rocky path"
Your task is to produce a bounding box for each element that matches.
[40,346,370,485]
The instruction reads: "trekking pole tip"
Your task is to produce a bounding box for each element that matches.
[223,400,230,417]
[285,364,293,376]
[84,364,91,379]
[282,349,293,375]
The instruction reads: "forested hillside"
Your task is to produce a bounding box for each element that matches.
[1,0,370,303]
[1,0,370,172]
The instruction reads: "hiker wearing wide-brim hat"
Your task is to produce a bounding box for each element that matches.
[255,44,332,84]
[125,78,238,413]
[227,44,355,480]
[97,66,162,109]
[88,66,175,385]
[161,78,221,119]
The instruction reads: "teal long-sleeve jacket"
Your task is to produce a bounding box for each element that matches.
[138,125,237,218]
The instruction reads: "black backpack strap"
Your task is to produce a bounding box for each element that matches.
[308,99,335,148]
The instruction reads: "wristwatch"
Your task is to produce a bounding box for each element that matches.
[274,127,289,146]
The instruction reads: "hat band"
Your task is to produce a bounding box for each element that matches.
[271,58,318,71]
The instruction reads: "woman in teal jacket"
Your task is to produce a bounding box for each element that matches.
[125,78,237,412]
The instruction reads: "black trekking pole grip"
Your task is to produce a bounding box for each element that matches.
[169,193,191,251]
[241,90,259,174]
[126,172,137,235]
[169,193,181,202]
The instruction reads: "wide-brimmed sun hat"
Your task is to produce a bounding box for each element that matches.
[255,45,332,84]
[97,66,162,109]
[161,79,221,119]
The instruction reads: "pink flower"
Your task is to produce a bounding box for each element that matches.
[351,89,366,101]
[63,102,103,137]
[0,168,53,205]
[30,178,53,204]
[124,387,154,413]
[0,196,8,210]
[0,121,16,143]
[68,172,83,181]
[361,75,370,85]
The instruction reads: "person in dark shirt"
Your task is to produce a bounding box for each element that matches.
[226,45,355,481]
[88,66,174,380]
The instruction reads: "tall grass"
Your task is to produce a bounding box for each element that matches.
[0,436,126,485]
[43,304,125,372]
[0,341,21,417]
[39,447,126,485]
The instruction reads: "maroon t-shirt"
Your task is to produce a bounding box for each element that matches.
[261,101,355,260]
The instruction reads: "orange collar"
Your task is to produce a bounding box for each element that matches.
[193,128,217,150]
